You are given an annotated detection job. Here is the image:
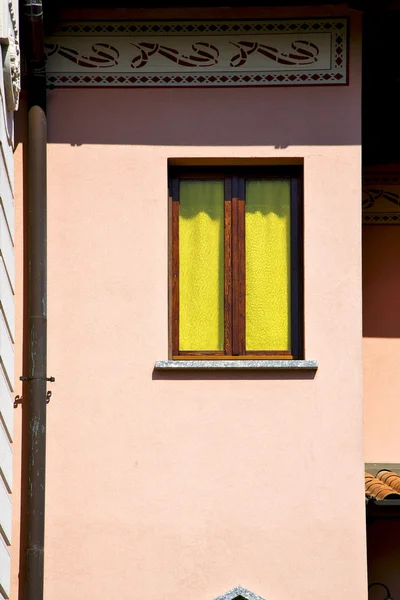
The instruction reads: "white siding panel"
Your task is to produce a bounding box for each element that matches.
[0,261,13,341]
[0,534,10,599]
[0,370,12,442]
[0,422,11,492]
[0,314,12,390]
[0,478,11,546]
[0,211,13,291]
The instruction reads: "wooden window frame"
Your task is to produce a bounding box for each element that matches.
[169,166,303,360]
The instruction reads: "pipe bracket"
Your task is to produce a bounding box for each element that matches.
[20,376,55,382]
[14,390,54,408]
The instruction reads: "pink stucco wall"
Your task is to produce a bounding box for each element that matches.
[363,225,400,461]
[12,9,365,600]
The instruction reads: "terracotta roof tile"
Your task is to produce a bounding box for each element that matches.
[365,472,400,500]
[376,470,400,493]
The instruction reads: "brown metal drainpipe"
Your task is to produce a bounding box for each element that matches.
[19,2,49,600]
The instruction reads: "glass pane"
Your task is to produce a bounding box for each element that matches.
[245,179,291,351]
[179,180,224,351]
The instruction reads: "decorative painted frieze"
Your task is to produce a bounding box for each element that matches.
[363,174,400,224]
[45,19,348,88]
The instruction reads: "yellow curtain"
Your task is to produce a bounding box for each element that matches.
[179,180,224,351]
[245,179,291,351]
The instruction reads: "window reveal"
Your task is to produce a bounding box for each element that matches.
[170,168,303,359]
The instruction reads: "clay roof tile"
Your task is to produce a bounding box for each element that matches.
[376,470,400,493]
[365,472,400,500]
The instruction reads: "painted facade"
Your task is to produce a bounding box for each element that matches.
[7,1,400,599]
[10,5,368,600]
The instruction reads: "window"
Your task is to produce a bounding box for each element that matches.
[169,167,303,360]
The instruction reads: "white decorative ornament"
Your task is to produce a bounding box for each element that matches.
[3,29,20,111]
[2,2,20,111]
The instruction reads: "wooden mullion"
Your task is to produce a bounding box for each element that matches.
[238,177,246,356]
[231,176,240,355]
[224,177,233,356]
[171,178,180,356]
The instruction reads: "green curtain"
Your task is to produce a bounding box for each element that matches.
[179,180,224,351]
[245,179,291,351]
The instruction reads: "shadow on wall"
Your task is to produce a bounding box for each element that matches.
[152,369,317,381]
[367,520,400,600]
[363,225,400,338]
[37,86,361,147]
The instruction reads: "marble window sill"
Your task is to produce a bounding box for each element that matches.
[154,359,318,370]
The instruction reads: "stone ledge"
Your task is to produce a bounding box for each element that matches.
[155,359,318,370]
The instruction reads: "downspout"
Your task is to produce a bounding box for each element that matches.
[19,2,49,600]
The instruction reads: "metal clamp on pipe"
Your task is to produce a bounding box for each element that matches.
[20,376,55,382]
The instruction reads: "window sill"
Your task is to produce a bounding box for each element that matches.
[154,359,318,370]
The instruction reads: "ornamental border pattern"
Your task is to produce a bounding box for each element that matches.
[45,18,348,88]
[58,19,346,36]
[47,70,345,87]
